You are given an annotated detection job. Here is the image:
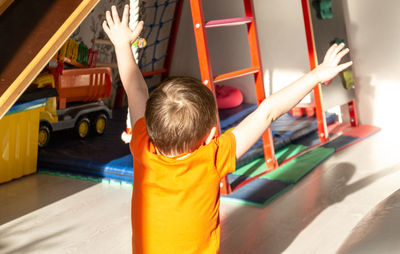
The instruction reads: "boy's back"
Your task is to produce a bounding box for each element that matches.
[130,118,236,253]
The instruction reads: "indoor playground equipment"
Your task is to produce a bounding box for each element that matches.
[189,0,380,197]
[189,0,276,194]
[1,0,380,207]
[220,0,380,204]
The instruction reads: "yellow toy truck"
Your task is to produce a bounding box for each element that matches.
[31,67,113,147]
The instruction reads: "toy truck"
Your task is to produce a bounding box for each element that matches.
[33,67,113,148]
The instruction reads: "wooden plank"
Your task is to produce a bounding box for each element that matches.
[0,0,14,15]
[0,0,100,119]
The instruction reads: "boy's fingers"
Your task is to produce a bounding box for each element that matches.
[105,10,114,26]
[122,4,129,25]
[102,20,111,36]
[334,48,350,64]
[336,61,353,73]
[131,21,144,40]
[111,5,121,24]
[332,43,345,59]
[324,43,337,62]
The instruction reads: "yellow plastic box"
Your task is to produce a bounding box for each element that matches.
[0,99,46,183]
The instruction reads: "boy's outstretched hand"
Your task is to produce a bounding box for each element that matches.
[102,4,144,47]
[312,43,353,84]
[102,4,148,128]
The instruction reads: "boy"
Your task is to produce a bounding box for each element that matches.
[103,5,352,254]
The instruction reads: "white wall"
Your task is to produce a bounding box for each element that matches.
[343,0,400,131]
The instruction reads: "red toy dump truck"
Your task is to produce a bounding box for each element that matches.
[31,67,112,147]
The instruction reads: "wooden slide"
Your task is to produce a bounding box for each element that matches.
[0,0,100,119]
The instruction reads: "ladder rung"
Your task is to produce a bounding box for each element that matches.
[205,17,252,28]
[214,67,259,83]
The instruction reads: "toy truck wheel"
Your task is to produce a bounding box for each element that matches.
[75,117,90,138]
[93,113,107,135]
[38,124,51,148]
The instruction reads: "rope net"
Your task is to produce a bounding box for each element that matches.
[137,0,179,86]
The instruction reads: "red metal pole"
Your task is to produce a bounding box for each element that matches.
[189,0,214,91]
[348,99,359,127]
[243,0,277,170]
[190,0,230,195]
[300,0,328,142]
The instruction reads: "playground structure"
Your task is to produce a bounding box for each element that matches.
[188,0,379,195]
[0,0,379,192]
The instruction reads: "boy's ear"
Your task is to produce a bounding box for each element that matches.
[205,127,217,145]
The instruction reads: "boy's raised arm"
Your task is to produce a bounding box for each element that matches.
[102,4,148,127]
[232,43,353,159]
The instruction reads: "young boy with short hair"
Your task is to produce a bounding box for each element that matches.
[103,5,352,254]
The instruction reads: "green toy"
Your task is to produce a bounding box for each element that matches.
[330,38,346,46]
[312,0,333,19]
[341,70,354,90]
[329,38,353,89]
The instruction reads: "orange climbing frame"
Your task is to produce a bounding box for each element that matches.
[300,0,329,142]
[189,0,277,195]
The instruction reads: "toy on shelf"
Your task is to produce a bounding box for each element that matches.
[55,38,98,68]
[29,66,112,148]
[87,49,98,67]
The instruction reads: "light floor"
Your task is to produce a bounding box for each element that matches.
[1,128,399,254]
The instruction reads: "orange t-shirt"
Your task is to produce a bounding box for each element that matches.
[130,118,236,254]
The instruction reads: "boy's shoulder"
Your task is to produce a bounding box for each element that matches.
[129,117,147,155]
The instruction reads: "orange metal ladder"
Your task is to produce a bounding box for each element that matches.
[189,0,278,195]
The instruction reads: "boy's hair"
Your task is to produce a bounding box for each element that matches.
[145,76,218,156]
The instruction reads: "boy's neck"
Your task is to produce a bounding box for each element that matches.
[155,147,192,160]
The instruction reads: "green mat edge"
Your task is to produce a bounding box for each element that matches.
[38,170,133,187]
[262,147,335,183]
[233,144,309,178]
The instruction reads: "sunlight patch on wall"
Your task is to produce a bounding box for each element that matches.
[264,69,312,103]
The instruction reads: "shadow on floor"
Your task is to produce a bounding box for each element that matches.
[0,174,98,226]
[220,162,400,254]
